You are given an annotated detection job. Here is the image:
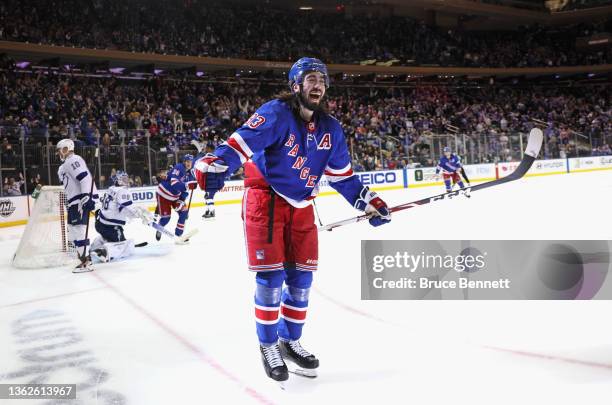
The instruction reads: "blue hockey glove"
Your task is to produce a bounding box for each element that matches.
[354,186,391,227]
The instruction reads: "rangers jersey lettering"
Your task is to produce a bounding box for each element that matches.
[213,99,363,208]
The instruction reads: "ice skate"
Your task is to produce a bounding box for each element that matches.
[202,209,215,220]
[279,339,319,378]
[73,257,94,273]
[260,344,289,384]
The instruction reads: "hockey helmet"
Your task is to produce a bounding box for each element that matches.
[288,57,329,91]
[115,170,130,187]
[56,139,75,161]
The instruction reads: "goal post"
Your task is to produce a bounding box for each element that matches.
[12,186,80,269]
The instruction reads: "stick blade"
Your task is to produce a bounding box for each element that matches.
[176,228,199,245]
[525,128,543,158]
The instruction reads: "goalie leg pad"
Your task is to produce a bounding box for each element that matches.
[103,239,136,262]
[90,236,105,251]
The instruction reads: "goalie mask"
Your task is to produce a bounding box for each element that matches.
[115,170,130,187]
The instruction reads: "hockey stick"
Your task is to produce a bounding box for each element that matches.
[80,146,99,262]
[319,128,543,232]
[312,199,324,227]
[148,220,198,245]
[186,188,194,218]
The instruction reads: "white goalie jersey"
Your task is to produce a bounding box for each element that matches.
[98,186,141,226]
[58,154,98,207]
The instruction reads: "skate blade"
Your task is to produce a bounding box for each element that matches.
[72,266,94,274]
[286,362,317,378]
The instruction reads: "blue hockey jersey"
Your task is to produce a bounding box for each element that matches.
[214,99,364,208]
[156,162,196,202]
[436,154,462,174]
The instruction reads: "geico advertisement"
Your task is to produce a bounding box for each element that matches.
[319,170,403,192]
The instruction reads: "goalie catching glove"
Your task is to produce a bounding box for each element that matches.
[194,154,228,193]
[354,186,391,227]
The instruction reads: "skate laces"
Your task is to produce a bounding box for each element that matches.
[263,345,285,368]
[289,340,311,358]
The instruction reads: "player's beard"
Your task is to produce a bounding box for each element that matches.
[297,88,325,113]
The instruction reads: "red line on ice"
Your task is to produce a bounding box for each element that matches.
[313,287,612,372]
[0,286,108,309]
[91,272,275,405]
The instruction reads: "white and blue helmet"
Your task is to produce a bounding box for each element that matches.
[115,170,130,187]
[288,57,329,90]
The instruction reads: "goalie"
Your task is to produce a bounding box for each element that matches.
[91,171,153,263]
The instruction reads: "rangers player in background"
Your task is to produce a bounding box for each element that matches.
[90,171,153,263]
[56,139,98,273]
[436,146,471,197]
[154,154,197,240]
[193,57,391,383]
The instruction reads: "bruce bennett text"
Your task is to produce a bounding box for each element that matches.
[372,278,511,289]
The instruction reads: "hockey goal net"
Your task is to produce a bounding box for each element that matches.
[12,186,79,269]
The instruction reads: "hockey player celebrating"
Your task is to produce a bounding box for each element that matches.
[435,146,471,197]
[154,154,197,241]
[193,57,391,383]
[90,171,153,263]
[56,139,98,273]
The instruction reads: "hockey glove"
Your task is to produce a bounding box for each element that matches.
[131,206,154,226]
[174,200,186,212]
[78,195,96,216]
[354,186,391,227]
[194,154,228,194]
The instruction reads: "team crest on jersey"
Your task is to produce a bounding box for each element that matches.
[317,133,332,150]
[245,113,266,129]
[256,249,265,260]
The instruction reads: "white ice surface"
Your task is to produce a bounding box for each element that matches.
[1,170,611,405]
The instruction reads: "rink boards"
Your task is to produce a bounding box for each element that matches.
[2,155,611,228]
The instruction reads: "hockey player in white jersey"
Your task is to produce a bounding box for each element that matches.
[91,171,153,263]
[56,139,99,273]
